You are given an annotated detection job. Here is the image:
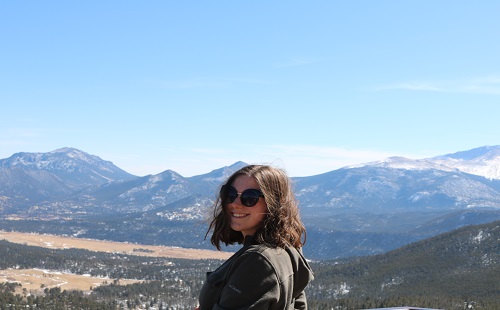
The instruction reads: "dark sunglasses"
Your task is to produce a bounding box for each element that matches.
[221,185,264,207]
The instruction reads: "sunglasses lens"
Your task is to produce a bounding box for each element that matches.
[241,189,262,207]
[224,186,238,203]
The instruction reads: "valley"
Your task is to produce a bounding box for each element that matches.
[0,146,499,308]
[0,220,498,309]
[0,230,231,260]
[0,230,231,296]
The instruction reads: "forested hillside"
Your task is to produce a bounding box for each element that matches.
[1,221,499,309]
[307,220,500,309]
[0,240,221,308]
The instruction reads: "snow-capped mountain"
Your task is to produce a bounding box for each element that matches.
[363,145,500,180]
[293,165,500,212]
[434,145,500,179]
[77,169,193,212]
[1,146,500,215]
[72,161,249,214]
[0,147,136,189]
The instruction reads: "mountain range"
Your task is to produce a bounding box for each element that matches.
[1,146,500,260]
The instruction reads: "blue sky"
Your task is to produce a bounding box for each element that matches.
[1,1,499,177]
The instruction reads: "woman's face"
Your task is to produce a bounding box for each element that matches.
[226,174,268,237]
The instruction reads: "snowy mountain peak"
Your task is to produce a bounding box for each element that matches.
[50,147,80,153]
[360,145,500,180]
[361,156,455,172]
[189,161,248,183]
[0,147,136,188]
[431,146,500,180]
[158,169,185,181]
[438,145,500,161]
[48,147,108,165]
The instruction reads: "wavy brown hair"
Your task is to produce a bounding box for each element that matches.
[206,165,306,250]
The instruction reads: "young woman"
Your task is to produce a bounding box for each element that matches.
[196,165,314,309]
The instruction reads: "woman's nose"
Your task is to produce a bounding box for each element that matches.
[229,196,244,207]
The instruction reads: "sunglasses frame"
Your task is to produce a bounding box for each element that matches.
[221,185,264,207]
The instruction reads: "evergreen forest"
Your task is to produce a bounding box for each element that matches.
[0,221,498,309]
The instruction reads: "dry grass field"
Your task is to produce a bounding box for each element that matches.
[0,268,142,293]
[0,230,231,260]
[0,230,232,294]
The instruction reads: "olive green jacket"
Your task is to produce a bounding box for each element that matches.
[198,236,314,310]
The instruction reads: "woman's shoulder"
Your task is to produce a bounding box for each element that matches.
[240,244,295,275]
[244,243,286,256]
[242,236,287,255]
[241,236,297,267]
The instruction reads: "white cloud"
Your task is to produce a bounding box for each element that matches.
[274,57,321,68]
[374,83,445,92]
[374,75,500,95]
[121,145,399,178]
[147,77,273,89]
[243,144,396,176]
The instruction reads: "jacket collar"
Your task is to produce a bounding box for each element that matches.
[243,234,258,246]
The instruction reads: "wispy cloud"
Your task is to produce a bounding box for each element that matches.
[273,57,321,68]
[374,75,500,95]
[249,144,396,176]
[147,76,273,89]
[139,145,400,177]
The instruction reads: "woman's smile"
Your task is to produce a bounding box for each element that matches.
[231,212,248,218]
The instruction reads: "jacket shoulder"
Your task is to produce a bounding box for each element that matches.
[241,244,294,281]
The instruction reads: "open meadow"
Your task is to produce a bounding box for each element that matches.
[0,230,231,260]
[0,268,142,293]
[0,230,231,295]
